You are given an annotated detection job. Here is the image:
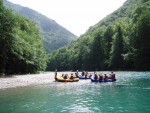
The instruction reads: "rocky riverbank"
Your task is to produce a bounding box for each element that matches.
[0,72,56,89]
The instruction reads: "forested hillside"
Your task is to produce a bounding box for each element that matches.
[0,0,48,75]
[4,0,77,53]
[47,0,150,71]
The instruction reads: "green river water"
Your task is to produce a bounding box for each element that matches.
[0,72,150,113]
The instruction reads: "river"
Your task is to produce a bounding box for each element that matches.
[0,71,150,113]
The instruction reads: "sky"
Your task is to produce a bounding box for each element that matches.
[8,0,127,36]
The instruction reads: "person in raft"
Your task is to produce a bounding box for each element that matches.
[76,70,79,76]
[64,74,69,79]
[99,73,103,81]
[89,73,93,78]
[85,71,89,78]
[104,74,108,81]
[109,72,116,79]
[70,73,74,79]
[61,73,65,78]
[54,69,57,81]
[82,70,85,76]
[94,73,98,80]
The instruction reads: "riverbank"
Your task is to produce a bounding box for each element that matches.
[0,72,56,89]
[0,72,77,89]
[0,71,116,89]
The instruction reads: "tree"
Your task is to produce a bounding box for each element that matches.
[132,11,150,70]
[47,0,150,71]
[103,26,113,69]
[0,2,48,75]
[89,31,104,70]
[109,25,124,69]
[0,1,15,74]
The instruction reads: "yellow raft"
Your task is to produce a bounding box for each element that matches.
[56,77,79,82]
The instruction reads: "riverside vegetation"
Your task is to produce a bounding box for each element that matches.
[0,0,150,76]
[47,0,150,71]
[0,0,48,75]
[4,0,77,53]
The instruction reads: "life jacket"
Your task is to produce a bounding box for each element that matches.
[104,75,108,81]
[94,74,98,80]
[64,75,67,79]
[70,75,74,79]
[99,76,103,80]
[112,74,115,79]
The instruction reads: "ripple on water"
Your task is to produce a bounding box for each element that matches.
[0,71,150,113]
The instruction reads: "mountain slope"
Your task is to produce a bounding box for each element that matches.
[0,1,48,75]
[47,0,150,71]
[4,0,77,53]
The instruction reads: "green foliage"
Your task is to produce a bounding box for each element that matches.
[0,1,48,75]
[0,0,15,74]
[88,31,104,70]
[47,0,150,71]
[130,9,150,70]
[4,0,77,53]
[109,25,124,69]
[103,26,113,68]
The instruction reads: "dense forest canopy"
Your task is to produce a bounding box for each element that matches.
[0,0,48,75]
[47,0,150,71]
[4,0,77,53]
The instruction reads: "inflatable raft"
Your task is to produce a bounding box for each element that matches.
[91,77,116,82]
[56,77,79,82]
[76,75,91,79]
